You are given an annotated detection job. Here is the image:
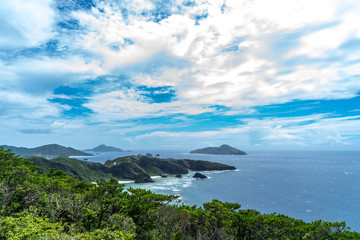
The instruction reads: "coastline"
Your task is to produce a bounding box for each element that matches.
[118,175,161,184]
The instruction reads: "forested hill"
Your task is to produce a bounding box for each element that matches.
[190,144,247,155]
[1,147,359,239]
[29,154,236,183]
[0,144,92,158]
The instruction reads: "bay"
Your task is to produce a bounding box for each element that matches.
[75,150,360,231]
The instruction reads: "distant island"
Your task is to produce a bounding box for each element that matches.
[190,144,247,155]
[29,154,236,183]
[85,144,124,152]
[1,144,93,159]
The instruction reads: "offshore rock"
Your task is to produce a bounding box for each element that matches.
[193,172,207,179]
[135,174,154,183]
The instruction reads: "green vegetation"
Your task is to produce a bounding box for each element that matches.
[27,154,237,183]
[29,156,114,182]
[105,155,236,175]
[1,147,359,239]
[1,144,93,158]
[190,144,247,155]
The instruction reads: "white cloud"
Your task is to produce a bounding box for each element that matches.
[1,56,104,94]
[0,55,105,130]
[13,56,104,76]
[132,67,188,87]
[243,115,360,146]
[63,0,360,120]
[50,120,84,131]
[289,3,360,58]
[0,90,60,118]
[132,114,360,149]
[72,7,161,71]
[243,0,337,30]
[83,89,213,121]
[0,0,55,48]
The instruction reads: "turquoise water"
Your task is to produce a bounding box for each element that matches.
[76,150,360,231]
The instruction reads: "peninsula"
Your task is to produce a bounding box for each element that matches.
[190,144,247,155]
[30,154,236,183]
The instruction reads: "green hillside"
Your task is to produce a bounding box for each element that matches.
[29,154,236,183]
[29,156,113,182]
[1,144,92,158]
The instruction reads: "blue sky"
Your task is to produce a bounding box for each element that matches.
[1,0,360,151]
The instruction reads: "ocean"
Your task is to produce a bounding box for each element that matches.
[74,150,360,231]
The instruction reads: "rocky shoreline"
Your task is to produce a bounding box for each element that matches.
[30,154,236,183]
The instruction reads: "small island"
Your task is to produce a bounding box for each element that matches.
[85,144,124,152]
[190,144,247,155]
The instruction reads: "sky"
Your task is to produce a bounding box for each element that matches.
[1,0,360,151]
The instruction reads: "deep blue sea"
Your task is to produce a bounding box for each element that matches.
[74,150,360,231]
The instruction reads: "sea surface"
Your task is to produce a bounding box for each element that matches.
[74,150,360,231]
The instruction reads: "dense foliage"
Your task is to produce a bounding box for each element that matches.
[0,147,359,239]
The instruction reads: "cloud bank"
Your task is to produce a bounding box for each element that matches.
[1,0,360,149]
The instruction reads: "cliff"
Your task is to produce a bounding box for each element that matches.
[29,155,236,183]
[105,155,236,175]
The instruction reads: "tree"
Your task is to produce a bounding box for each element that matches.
[0,148,39,215]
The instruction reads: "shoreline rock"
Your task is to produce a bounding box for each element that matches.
[193,172,207,179]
